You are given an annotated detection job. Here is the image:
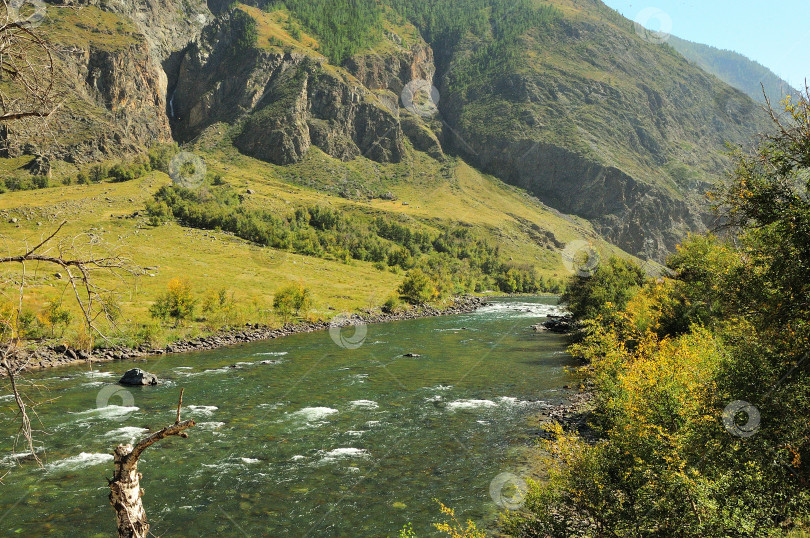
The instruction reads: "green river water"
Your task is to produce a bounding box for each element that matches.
[0,297,575,537]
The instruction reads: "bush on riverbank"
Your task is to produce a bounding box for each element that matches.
[273,282,312,322]
[503,94,810,536]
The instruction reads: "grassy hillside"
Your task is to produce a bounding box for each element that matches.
[0,133,634,350]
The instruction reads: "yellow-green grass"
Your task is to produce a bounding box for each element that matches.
[240,4,324,57]
[42,6,140,52]
[0,139,636,349]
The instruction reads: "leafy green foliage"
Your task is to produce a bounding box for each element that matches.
[504,93,810,537]
[232,7,259,54]
[561,256,646,320]
[149,278,197,326]
[272,282,312,321]
[0,174,49,193]
[387,0,558,91]
[263,0,383,64]
[398,268,437,304]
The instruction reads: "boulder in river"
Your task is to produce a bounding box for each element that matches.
[119,368,159,386]
[403,353,421,358]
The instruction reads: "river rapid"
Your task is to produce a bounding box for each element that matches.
[0,296,576,537]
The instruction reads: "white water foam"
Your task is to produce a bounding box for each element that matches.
[187,405,218,416]
[103,426,149,442]
[446,399,499,411]
[83,371,115,378]
[196,421,225,430]
[47,452,113,472]
[289,407,338,426]
[0,448,44,467]
[241,457,260,464]
[181,367,231,377]
[291,455,306,462]
[476,302,566,318]
[345,431,365,437]
[255,351,288,356]
[349,400,379,409]
[72,405,138,420]
[320,448,369,462]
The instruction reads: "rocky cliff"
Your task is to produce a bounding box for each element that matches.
[169,9,445,165]
[425,1,772,257]
[1,5,172,164]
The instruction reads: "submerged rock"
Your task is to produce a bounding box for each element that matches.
[119,368,159,386]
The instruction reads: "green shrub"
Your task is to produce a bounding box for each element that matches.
[88,164,108,183]
[398,268,438,305]
[149,278,197,326]
[148,143,178,173]
[561,256,646,320]
[381,294,401,314]
[273,282,312,321]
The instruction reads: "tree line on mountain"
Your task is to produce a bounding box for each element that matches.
[254,0,558,91]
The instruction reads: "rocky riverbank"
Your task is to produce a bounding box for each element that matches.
[532,385,596,441]
[8,296,488,373]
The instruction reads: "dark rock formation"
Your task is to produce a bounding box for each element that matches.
[171,11,411,166]
[120,368,159,386]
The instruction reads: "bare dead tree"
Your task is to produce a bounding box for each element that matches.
[0,1,56,122]
[0,221,143,466]
[109,389,195,538]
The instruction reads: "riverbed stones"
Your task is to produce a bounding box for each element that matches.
[9,296,489,374]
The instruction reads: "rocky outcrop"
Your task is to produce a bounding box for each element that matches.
[345,42,435,96]
[2,17,171,163]
[429,6,771,260]
[171,11,407,165]
[470,139,700,257]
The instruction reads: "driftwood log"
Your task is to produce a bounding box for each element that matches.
[109,389,194,538]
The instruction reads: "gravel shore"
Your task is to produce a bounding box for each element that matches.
[8,296,488,373]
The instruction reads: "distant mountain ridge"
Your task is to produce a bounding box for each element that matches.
[668,35,799,103]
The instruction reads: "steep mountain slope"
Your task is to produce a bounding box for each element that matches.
[1,0,775,264]
[0,5,173,164]
[668,35,799,104]
[385,0,773,258]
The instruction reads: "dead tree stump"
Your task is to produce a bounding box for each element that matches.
[109,390,194,538]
